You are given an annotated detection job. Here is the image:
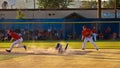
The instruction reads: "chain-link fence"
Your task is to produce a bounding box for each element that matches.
[0,22,119,41]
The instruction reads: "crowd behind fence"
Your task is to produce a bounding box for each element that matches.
[0,23,119,41]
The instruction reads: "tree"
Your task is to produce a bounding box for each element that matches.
[102,1,109,8]
[37,0,73,9]
[81,0,97,8]
[16,9,25,19]
[116,0,120,7]
[60,0,73,8]
[81,0,120,8]
[90,0,97,8]
[2,1,8,9]
[109,0,114,8]
[102,0,115,8]
[81,1,91,8]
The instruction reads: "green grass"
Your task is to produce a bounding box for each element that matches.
[0,41,120,49]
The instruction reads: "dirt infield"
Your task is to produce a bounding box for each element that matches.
[0,48,120,68]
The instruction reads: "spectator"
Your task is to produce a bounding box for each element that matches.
[92,26,98,41]
[43,30,50,40]
[111,32,117,40]
[48,28,52,39]
[37,32,42,40]
[60,28,63,40]
[53,28,59,40]
[99,32,104,40]
[105,26,111,39]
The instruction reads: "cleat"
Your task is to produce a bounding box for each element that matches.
[82,48,85,50]
[6,49,11,53]
[96,48,99,51]
[24,45,27,51]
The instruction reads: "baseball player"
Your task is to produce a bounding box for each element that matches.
[55,42,69,54]
[81,26,99,50]
[5,29,27,52]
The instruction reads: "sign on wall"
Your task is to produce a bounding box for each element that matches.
[102,12,120,18]
[8,0,16,5]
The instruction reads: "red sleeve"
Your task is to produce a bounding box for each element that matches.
[82,30,85,36]
[82,29,92,37]
[10,32,21,40]
[92,29,96,33]
[89,29,92,34]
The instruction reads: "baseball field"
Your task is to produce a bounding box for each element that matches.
[0,41,120,68]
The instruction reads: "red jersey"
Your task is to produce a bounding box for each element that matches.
[105,27,111,33]
[92,29,96,33]
[82,29,92,37]
[99,33,103,37]
[45,31,50,37]
[9,32,21,40]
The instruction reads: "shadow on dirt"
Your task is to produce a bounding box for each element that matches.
[0,50,93,56]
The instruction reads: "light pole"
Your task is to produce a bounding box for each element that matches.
[33,0,35,9]
[98,0,101,18]
[114,0,117,18]
[32,0,36,19]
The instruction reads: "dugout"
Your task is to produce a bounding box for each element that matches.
[0,18,119,40]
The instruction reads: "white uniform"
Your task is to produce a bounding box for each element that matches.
[9,38,23,51]
[82,36,98,50]
[92,33,97,41]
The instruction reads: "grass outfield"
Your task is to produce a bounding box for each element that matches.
[0,41,120,49]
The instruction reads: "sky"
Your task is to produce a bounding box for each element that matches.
[0,0,110,9]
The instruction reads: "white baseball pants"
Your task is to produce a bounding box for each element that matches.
[9,38,24,51]
[82,36,98,49]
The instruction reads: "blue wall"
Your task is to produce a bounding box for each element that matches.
[1,23,119,40]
